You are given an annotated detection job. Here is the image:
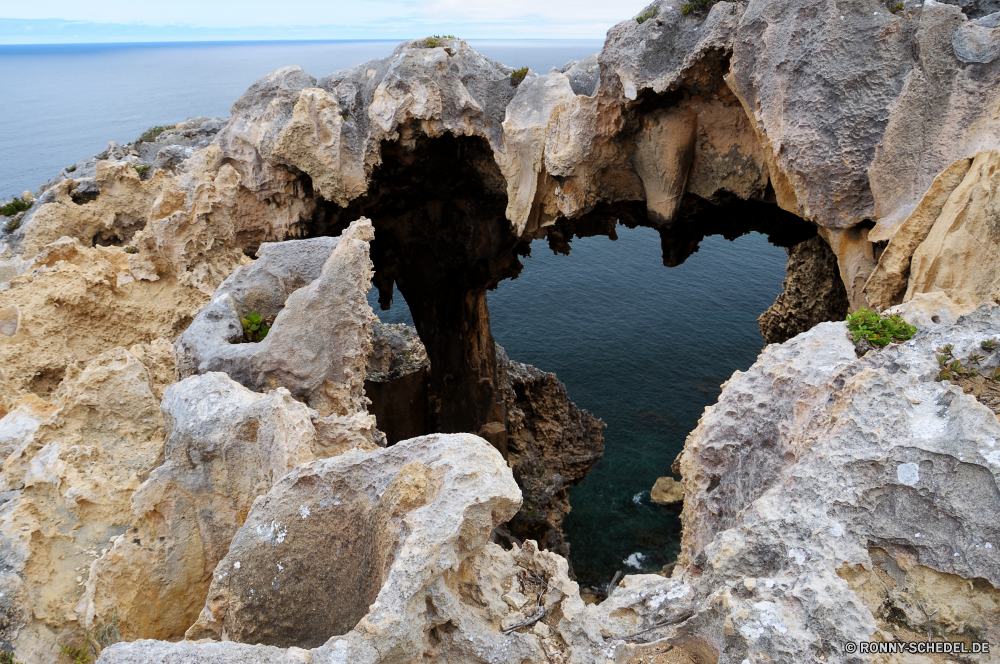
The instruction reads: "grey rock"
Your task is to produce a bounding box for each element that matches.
[758,235,850,345]
[674,305,1000,660]
[174,219,376,419]
[183,433,523,650]
[953,11,1000,61]
[942,0,1000,18]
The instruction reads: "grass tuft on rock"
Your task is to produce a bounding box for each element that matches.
[241,311,270,343]
[136,125,175,143]
[421,35,457,48]
[636,6,658,23]
[681,0,719,15]
[510,67,529,86]
[0,197,32,217]
[846,307,917,349]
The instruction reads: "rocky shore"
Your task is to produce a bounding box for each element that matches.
[1,0,998,662]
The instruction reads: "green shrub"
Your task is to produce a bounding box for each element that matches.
[510,67,529,86]
[0,197,32,217]
[0,650,24,664]
[889,2,904,13]
[681,0,719,15]
[5,218,20,233]
[66,165,77,173]
[58,637,91,664]
[636,6,658,23]
[134,165,151,176]
[124,246,138,254]
[136,125,175,143]
[241,311,270,343]
[846,307,917,349]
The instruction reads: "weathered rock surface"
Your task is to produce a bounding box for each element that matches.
[672,304,1000,661]
[758,235,850,344]
[0,238,207,415]
[0,347,168,663]
[78,370,374,644]
[175,219,378,421]
[497,347,605,561]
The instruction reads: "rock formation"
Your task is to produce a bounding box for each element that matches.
[0,0,998,660]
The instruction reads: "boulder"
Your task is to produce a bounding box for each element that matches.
[77,371,373,644]
[650,476,683,506]
[175,218,378,422]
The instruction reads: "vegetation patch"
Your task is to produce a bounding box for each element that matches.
[0,651,24,664]
[136,125,175,143]
[846,307,917,349]
[5,218,20,233]
[421,35,457,48]
[124,246,138,254]
[510,67,529,86]
[59,637,92,664]
[133,164,151,176]
[0,197,32,217]
[66,165,77,173]
[889,2,905,13]
[636,6,658,23]
[934,341,1000,414]
[681,0,719,15]
[241,311,271,343]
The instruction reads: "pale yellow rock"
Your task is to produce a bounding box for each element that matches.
[0,238,207,416]
[650,476,684,506]
[905,151,1000,308]
[819,226,877,311]
[630,107,697,225]
[0,348,166,663]
[864,156,974,307]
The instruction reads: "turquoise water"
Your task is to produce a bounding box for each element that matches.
[2,40,787,588]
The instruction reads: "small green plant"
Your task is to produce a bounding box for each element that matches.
[889,2,904,13]
[0,197,32,217]
[0,651,24,664]
[5,218,20,233]
[420,35,455,48]
[241,311,270,343]
[58,636,91,664]
[136,125,175,143]
[133,165,151,175]
[66,165,77,173]
[94,608,121,648]
[636,6,658,23]
[968,353,985,366]
[846,308,917,349]
[992,368,1000,382]
[124,246,138,254]
[510,67,529,86]
[681,0,719,15]
[982,339,996,351]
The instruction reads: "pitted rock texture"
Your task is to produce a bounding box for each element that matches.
[175,219,378,421]
[497,347,605,561]
[185,433,524,649]
[758,235,849,344]
[77,370,375,644]
[671,304,1000,661]
[0,348,168,664]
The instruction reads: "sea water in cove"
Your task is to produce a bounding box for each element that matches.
[2,40,788,588]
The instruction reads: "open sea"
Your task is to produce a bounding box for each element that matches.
[0,40,787,588]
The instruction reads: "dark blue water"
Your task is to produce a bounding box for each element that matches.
[2,40,787,588]
[373,228,786,586]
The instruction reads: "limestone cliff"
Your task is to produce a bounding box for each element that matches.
[0,0,997,661]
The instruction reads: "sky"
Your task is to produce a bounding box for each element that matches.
[0,0,654,43]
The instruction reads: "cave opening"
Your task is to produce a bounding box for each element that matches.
[301,126,828,587]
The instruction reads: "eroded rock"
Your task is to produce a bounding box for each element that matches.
[175,219,378,421]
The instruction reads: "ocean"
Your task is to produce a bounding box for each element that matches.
[1,40,787,588]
